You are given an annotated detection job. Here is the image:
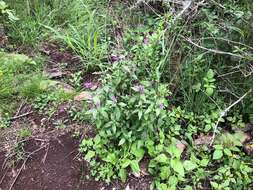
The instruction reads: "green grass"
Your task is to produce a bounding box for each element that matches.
[0,52,44,112]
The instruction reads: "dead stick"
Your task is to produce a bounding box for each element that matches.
[10,111,33,121]
[14,100,26,117]
[183,37,248,60]
[209,89,252,146]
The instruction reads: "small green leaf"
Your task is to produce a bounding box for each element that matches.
[85,151,95,162]
[118,138,126,146]
[130,160,140,174]
[214,145,223,150]
[192,83,201,92]
[122,159,131,168]
[206,87,214,96]
[213,149,223,160]
[138,111,143,120]
[200,159,209,167]
[207,69,215,79]
[102,153,117,165]
[100,109,109,119]
[167,144,181,158]
[224,148,232,156]
[184,186,193,190]
[158,183,168,190]
[119,168,127,182]
[211,181,219,189]
[131,144,145,160]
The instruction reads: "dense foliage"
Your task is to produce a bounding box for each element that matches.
[1,0,253,189]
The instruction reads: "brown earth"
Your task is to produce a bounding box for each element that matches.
[0,133,151,190]
[0,134,102,190]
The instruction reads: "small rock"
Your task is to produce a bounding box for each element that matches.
[125,184,131,190]
[240,132,251,144]
[47,69,64,79]
[83,81,98,90]
[140,161,149,176]
[244,142,253,157]
[132,171,141,178]
[54,81,75,93]
[194,135,213,146]
[74,91,92,101]
[176,140,187,152]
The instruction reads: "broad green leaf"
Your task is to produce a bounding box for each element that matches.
[101,109,109,119]
[168,175,178,188]
[200,159,209,167]
[167,144,181,158]
[155,154,168,164]
[210,181,219,189]
[171,159,185,176]
[224,148,232,156]
[213,149,223,160]
[160,166,170,180]
[206,87,214,96]
[102,153,117,165]
[131,144,145,160]
[122,159,131,168]
[158,183,168,190]
[214,145,223,150]
[183,160,197,171]
[184,186,193,190]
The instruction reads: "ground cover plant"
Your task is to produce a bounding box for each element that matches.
[0,0,253,190]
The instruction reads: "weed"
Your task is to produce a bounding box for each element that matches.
[0,113,10,129]
[0,52,46,115]
[17,128,32,139]
[69,71,83,89]
[33,90,73,115]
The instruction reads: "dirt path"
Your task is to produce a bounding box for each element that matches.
[0,134,103,190]
[0,133,151,190]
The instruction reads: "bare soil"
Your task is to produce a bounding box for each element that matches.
[0,134,102,190]
[0,132,151,190]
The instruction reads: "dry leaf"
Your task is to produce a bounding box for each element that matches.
[74,91,92,101]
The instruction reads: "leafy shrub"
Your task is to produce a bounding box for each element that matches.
[79,1,253,189]
[0,0,18,22]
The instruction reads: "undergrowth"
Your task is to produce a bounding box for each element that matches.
[1,0,253,189]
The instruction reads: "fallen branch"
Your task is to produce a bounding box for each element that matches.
[14,100,26,117]
[209,89,252,146]
[183,37,249,60]
[10,111,33,121]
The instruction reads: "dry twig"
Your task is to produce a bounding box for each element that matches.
[10,111,33,121]
[209,89,252,146]
[183,37,249,60]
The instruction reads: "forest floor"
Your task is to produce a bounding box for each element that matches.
[0,43,151,190]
